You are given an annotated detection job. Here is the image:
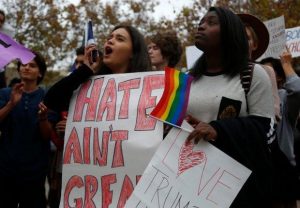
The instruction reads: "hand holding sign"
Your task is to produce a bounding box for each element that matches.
[280,45,292,65]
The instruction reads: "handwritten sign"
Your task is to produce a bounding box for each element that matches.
[0,32,35,69]
[60,71,165,208]
[286,26,300,58]
[259,15,285,60]
[125,121,251,208]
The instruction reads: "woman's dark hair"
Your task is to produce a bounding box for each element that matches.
[260,57,286,81]
[190,7,249,79]
[148,32,182,68]
[17,50,47,84]
[98,24,152,75]
[76,46,85,56]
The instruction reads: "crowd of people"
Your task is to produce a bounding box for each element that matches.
[0,6,300,208]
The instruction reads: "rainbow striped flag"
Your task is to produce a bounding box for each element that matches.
[150,67,193,129]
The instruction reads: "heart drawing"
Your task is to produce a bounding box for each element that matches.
[177,140,206,176]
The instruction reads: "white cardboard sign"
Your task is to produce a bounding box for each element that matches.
[125,121,251,208]
[60,71,165,207]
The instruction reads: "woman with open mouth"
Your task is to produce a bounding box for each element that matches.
[44,24,152,114]
[42,24,153,207]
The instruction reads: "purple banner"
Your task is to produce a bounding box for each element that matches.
[0,32,35,69]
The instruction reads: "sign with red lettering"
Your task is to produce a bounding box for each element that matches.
[60,71,165,208]
[125,121,251,208]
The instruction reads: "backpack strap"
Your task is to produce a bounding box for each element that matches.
[240,62,254,113]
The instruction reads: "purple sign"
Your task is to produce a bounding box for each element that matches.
[0,32,35,69]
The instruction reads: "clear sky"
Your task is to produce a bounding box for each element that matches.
[68,0,194,20]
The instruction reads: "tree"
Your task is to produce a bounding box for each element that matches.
[2,0,69,68]
[2,0,299,76]
[216,0,300,27]
[215,0,300,68]
[1,0,159,70]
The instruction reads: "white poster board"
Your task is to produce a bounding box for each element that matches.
[185,45,203,70]
[259,15,286,60]
[60,71,165,207]
[286,26,300,58]
[125,121,251,208]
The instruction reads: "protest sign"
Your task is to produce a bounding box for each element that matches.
[0,32,35,69]
[286,26,300,58]
[125,121,251,208]
[60,71,165,208]
[259,15,285,60]
[185,45,203,70]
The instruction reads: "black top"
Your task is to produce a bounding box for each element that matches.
[44,64,93,113]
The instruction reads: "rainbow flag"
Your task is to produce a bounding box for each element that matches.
[150,67,193,128]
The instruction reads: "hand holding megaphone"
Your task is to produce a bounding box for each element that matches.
[84,44,101,73]
[84,20,100,73]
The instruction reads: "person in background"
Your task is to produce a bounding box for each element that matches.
[147,31,182,71]
[68,46,85,73]
[186,7,275,207]
[295,114,300,177]
[0,10,5,29]
[240,13,299,206]
[72,45,103,71]
[74,46,85,69]
[147,32,183,136]
[0,9,14,37]
[261,50,300,167]
[260,49,300,207]
[0,51,58,208]
[238,13,281,122]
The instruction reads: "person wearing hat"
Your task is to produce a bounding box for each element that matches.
[238,13,269,61]
[239,13,300,208]
[238,13,281,122]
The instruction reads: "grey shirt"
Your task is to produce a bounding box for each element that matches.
[277,74,300,166]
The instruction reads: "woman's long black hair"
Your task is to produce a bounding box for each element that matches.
[190,7,249,79]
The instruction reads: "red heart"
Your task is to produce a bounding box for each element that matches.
[178,140,206,176]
